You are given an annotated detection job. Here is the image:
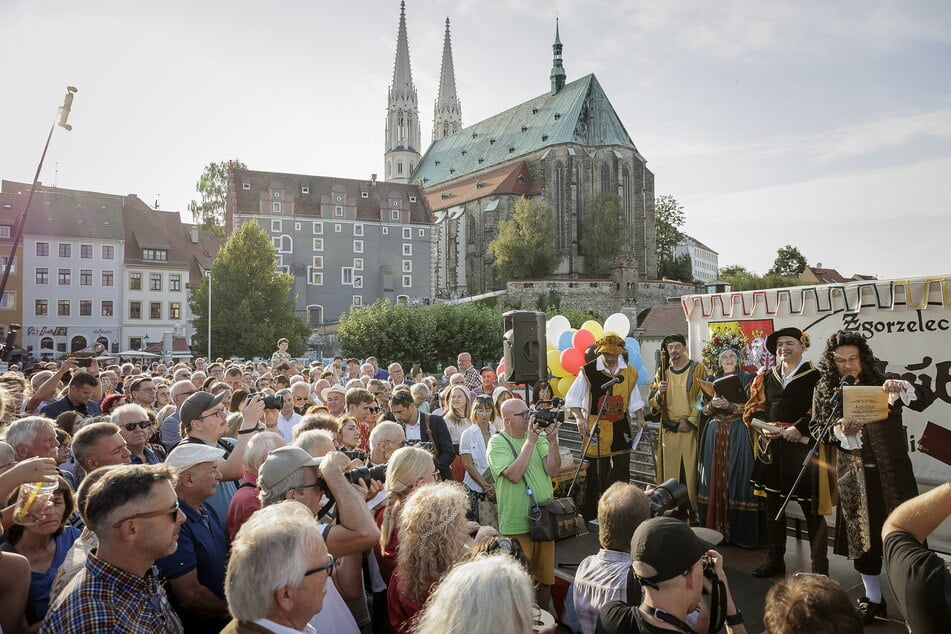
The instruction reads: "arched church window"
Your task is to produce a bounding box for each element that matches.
[601,163,611,194]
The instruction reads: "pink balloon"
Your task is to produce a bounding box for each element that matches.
[560,348,584,375]
[572,329,595,352]
[497,360,505,377]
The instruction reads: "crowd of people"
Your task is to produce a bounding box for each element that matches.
[0,330,946,633]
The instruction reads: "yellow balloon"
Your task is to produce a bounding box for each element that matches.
[548,377,560,396]
[548,349,567,377]
[581,320,603,340]
[552,375,571,397]
[547,343,557,353]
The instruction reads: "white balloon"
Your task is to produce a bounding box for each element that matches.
[603,312,631,338]
[547,315,571,347]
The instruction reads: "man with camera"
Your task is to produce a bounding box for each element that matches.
[567,333,647,520]
[40,369,102,418]
[598,517,746,634]
[488,398,563,611]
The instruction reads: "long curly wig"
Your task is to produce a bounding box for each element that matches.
[813,330,885,423]
[395,481,469,603]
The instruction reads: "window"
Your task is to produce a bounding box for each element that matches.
[341,267,354,285]
[80,300,92,316]
[301,185,310,194]
[382,227,389,235]
[102,270,114,287]
[80,270,92,286]
[129,301,142,319]
[334,206,343,217]
[307,305,324,326]
[409,196,417,203]
[36,242,49,256]
[35,267,48,285]
[312,256,323,268]
[58,300,70,316]
[102,245,114,259]
[58,269,71,285]
[419,228,426,237]
[352,295,363,307]
[150,273,162,291]
[80,244,93,259]
[242,182,251,190]
[142,249,168,261]
[391,210,400,221]
[313,238,324,251]
[334,224,342,233]
[169,302,181,319]
[273,235,291,253]
[402,243,413,256]
[402,260,412,273]
[361,191,368,199]
[309,270,323,285]
[0,292,14,309]
[130,272,142,290]
[402,275,412,287]
[0,226,10,239]
[313,221,323,234]
[353,240,363,253]
[101,301,113,317]
[353,276,363,288]
[273,201,282,214]
[59,243,71,257]
[129,337,142,350]
[274,192,281,199]
[403,227,412,239]
[150,302,162,319]
[353,258,363,270]
[1,256,14,274]
[170,274,181,291]
[354,224,364,236]
[35,299,48,316]
[271,219,282,232]
[295,222,301,231]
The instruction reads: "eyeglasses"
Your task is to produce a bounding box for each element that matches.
[112,501,180,528]
[475,395,494,404]
[296,481,323,492]
[304,554,341,578]
[123,421,152,431]
[511,410,531,419]
[199,407,227,420]
[178,390,197,398]
[368,407,380,414]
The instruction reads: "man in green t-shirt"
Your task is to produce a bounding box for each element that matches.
[488,398,563,611]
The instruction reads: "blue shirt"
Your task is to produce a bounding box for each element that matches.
[3,525,81,623]
[130,445,162,465]
[176,437,238,530]
[40,396,101,419]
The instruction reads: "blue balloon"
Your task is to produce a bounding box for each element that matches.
[637,368,650,386]
[628,350,643,368]
[625,337,640,353]
[558,329,575,350]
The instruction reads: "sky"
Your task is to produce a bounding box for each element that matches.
[2,0,950,280]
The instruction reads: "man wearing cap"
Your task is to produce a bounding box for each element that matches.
[322,385,347,417]
[157,444,232,632]
[745,327,825,577]
[648,334,708,517]
[258,446,381,634]
[159,380,199,452]
[568,333,647,520]
[598,517,745,634]
[177,391,266,530]
[468,366,497,402]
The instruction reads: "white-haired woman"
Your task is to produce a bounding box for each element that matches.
[414,554,536,634]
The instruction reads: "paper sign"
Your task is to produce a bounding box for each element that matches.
[842,386,889,423]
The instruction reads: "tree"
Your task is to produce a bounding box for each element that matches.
[654,194,686,265]
[188,159,246,239]
[658,252,693,282]
[487,196,562,279]
[580,194,627,277]
[720,263,806,291]
[769,245,808,277]
[189,221,310,359]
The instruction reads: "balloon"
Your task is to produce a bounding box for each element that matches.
[637,369,650,386]
[560,348,585,375]
[547,315,570,347]
[584,343,598,364]
[624,337,641,354]
[604,313,632,338]
[552,376,571,398]
[497,360,505,378]
[581,320,603,340]
[572,328,595,352]
[547,343,556,353]
[628,350,643,369]
[558,329,576,351]
[549,377,562,397]
[548,349,567,377]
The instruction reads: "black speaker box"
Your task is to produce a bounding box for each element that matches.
[502,311,547,384]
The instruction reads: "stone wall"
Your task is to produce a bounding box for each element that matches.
[504,278,697,321]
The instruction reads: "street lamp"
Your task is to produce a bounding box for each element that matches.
[142,334,150,353]
[206,272,212,359]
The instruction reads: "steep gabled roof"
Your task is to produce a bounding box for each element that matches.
[122,197,193,267]
[803,266,851,284]
[422,161,540,212]
[1,180,125,240]
[414,74,640,187]
[638,303,688,339]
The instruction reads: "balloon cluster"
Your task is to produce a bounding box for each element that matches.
[543,312,650,397]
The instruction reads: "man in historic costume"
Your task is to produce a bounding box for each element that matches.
[811,330,934,624]
[744,327,827,577]
[567,334,647,520]
[648,334,708,517]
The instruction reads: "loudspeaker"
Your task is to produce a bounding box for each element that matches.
[502,311,547,384]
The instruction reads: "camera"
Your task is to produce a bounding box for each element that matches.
[406,440,434,453]
[342,449,367,462]
[346,466,372,487]
[261,395,284,410]
[532,397,566,428]
[76,358,93,368]
[367,463,387,484]
[701,554,718,580]
[649,478,689,517]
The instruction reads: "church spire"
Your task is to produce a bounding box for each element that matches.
[433,17,463,141]
[385,0,421,183]
[550,18,566,95]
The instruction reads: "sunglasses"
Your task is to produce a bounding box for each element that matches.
[123,421,152,431]
[304,554,341,578]
[475,395,494,404]
[112,501,180,528]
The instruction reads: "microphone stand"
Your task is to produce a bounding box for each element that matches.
[567,378,617,500]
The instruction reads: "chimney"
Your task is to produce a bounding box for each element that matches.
[189,225,199,243]
[371,173,377,185]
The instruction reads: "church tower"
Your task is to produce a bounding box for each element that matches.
[432,17,463,141]
[385,1,421,183]
[550,18,566,95]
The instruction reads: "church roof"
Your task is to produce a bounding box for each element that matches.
[414,73,640,187]
[422,161,541,213]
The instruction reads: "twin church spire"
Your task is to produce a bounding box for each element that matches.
[384,3,566,182]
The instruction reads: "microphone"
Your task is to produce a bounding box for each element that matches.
[841,375,856,387]
[601,376,624,390]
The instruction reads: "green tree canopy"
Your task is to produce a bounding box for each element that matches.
[768,245,808,277]
[654,194,686,265]
[720,263,806,291]
[658,252,693,282]
[487,196,563,280]
[189,221,310,359]
[580,194,627,277]
[188,159,246,239]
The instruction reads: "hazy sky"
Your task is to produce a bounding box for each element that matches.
[2,0,949,280]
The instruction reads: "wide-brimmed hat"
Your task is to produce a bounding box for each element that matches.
[765,327,806,355]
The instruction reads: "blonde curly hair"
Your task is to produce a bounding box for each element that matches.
[395,481,469,603]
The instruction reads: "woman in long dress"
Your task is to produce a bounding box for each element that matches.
[697,348,764,546]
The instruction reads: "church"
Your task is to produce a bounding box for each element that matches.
[385,2,658,297]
